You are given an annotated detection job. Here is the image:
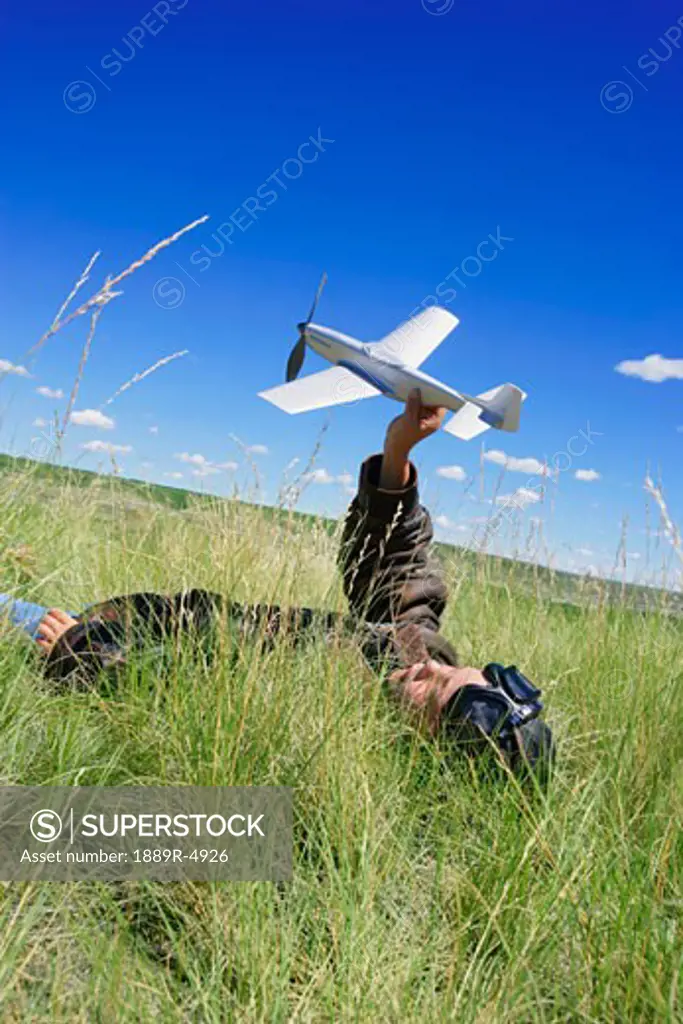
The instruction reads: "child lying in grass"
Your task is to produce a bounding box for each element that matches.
[1,391,554,780]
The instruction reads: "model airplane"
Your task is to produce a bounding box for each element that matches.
[258,275,526,440]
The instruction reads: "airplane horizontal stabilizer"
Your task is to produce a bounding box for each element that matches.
[443,402,492,440]
[443,383,526,440]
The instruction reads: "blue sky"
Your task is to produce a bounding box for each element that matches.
[1,0,682,584]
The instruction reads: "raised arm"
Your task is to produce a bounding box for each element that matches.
[338,389,450,636]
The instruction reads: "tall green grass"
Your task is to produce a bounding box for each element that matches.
[0,462,681,1021]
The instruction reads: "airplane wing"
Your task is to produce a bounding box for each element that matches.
[370,306,459,368]
[258,365,381,414]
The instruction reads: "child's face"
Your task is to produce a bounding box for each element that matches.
[388,660,488,734]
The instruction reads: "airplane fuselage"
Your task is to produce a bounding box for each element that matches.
[304,323,494,418]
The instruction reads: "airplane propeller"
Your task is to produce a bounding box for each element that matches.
[286,272,327,382]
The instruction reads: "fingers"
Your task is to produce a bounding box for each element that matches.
[408,389,439,415]
[406,390,446,433]
[406,388,421,426]
[37,616,59,642]
[420,405,446,428]
[36,609,77,647]
[48,607,74,625]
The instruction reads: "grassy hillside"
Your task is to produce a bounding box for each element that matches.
[1,452,681,616]
[0,455,681,1020]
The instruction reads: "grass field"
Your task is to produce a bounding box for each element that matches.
[0,456,681,1022]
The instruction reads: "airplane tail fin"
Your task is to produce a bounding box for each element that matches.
[483,383,525,432]
[444,383,525,441]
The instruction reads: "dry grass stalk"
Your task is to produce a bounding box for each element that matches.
[101,349,189,409]
[58,307,103,449]
[52,250,101,327]
[104,215,208,292]
[26,214,208,362]
[277,422,329,509]
[0,253,103,385]
[644,475,683,569]
[15,215,208,454]
[229,433,263,498]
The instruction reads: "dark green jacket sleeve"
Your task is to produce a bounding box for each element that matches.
[44,590,219,685]
[338,454,452,641]
[44,590,341,685]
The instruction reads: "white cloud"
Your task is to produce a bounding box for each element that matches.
[434,514,467,532]
[0,359,30,378]
[71,409,115,430]
[305,469,336,485]
[36,386,64,399]
[175,452,238,474]
[164,471,183,480]
[576,547,594,557]
[615,354,683,383]
[32,417,47,428]
[247,444,268,455]
[436,465,467,482]
[484,449,549,475]
[140,461,153,470]
[149,425,159,435]
[81,441,132,454]
[174,452,209,467]
[175,452,239,475]
[303,469,354,486]
[495,487,542,509]
[575,469,601,482]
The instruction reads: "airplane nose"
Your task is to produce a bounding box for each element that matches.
[297,322,307,333]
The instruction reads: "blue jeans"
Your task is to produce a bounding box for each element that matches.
[0,594,79,640]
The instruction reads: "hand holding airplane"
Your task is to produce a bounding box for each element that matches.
[258,275,526,440]
[380,388,447,489]
[384,388,446,455]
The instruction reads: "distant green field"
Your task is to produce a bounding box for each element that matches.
[0,452,681,1021]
